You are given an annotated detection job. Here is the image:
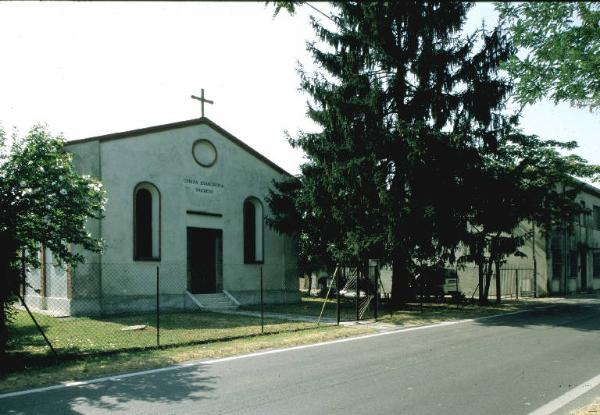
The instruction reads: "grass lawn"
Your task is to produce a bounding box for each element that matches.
[377,301,526,326]
[7,309,318,358]
[0,325,372,394]
[241,296,364,319]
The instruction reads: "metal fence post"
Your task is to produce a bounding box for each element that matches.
[456,274,460,309]
[260,266,264,334]
[336,266,340,325]
[420,274,424,314]
[20,252,26,297]
[98,262,104,315]
[355,269,360,322]
[533,223,538,298]
[374,264,379,321]
[156,266,160,347]
[515,269,519,301]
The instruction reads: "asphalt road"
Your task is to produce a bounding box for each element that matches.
[2,301,600,415]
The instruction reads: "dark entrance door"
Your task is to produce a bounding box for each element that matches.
[187,228,221,294]
[580,250,588,291]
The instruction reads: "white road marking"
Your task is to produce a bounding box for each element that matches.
[528,373,600,415]
[0,306,546,400]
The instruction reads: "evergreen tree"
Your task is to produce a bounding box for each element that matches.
[268,2,599,306]
[269,2,513,305]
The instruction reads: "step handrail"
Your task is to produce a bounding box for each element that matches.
[185,290,205,309]
[223,290,241,306]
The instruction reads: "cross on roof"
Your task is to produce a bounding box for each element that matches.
[191,89,214,118]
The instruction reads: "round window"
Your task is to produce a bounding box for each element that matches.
[192,139,217,167]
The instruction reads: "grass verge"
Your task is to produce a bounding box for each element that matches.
[243,296,535,325]
[0,325,372,394]
[571,398,600,415]
[377,301,528,326]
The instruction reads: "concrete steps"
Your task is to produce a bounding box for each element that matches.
[188,292,239,311]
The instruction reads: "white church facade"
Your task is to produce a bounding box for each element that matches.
[24,117,299,316]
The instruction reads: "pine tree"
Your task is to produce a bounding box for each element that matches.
[269,2,513,304]
[267,2,599,306]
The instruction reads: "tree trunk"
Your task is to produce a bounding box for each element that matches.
[391,250,413,308]
[495,260,502,304]
[0,256,11,359]
[483,257,494,302]
[0,232,19,359]
[478,262,485,305]
[307,274,312,296]
[0,301,8,363]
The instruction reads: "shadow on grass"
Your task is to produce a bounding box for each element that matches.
[6,322,49,349]
[242,296,373,320]
[244,296,483,323]
[3,309,320,375]
[272,296,600,332]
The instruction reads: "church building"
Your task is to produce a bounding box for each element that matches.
[24,116,299,316]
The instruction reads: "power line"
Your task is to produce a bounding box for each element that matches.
[305,2,336,24]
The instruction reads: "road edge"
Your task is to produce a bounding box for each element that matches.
[0,303,551,400]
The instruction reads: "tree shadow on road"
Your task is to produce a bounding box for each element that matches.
[473,302,600,333]
[3,364,217,414]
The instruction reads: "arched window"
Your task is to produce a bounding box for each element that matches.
[244,197,263,263]
[134,183,160,260]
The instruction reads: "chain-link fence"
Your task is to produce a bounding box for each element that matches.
[458,266,537,300]
[293,265,385,323]
[330,265,381,322]
[7,261,311,365]
[9,260,398,364]
[6,260,537,368]
[297,264,538,323]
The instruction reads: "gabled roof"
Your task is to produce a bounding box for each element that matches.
[64,117,292,177]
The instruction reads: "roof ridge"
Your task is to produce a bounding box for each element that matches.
[64,117,292,177]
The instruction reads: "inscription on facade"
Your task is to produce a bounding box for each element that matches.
[184,177,224,195]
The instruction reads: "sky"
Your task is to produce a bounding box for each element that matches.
[1,2,598,176]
